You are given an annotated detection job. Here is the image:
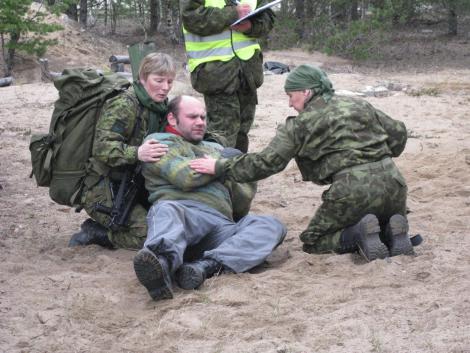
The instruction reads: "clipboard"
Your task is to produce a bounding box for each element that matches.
[231,0,282,26]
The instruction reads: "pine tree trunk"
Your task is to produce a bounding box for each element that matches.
[136,0,141,21]
[295,0,305,40]
[167,0,180,44]
[4,31,20,77]
[447,0,458,35]
[79,0,88,28]
[104,0,108,28]
[66,3,78,21]
[351,1,359,21]
[149,0,159,34]
[157,0,179,43]
[111,1,117,34]
[304,1,315,39]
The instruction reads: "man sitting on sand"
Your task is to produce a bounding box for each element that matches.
[133,95,286,301]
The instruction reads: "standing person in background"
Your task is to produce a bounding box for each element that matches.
[190,64,421,262]
[181,0,275,152]
[69,53,175,250]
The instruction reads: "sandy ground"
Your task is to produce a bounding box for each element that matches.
[1,44,470,353]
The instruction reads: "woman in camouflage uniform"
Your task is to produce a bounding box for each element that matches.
[190,64,416,262]
[69,53,175,250]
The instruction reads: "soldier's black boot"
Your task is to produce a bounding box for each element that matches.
[133,248,173,301]
[175,258,222,290]
[384,214,414,256]
[68,219,114,249]
[339,214,389,261]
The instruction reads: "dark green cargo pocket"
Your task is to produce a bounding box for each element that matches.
[29,134,54,187]
[247,51,264,89]
[49,170,86,206]
[323,180,350,202]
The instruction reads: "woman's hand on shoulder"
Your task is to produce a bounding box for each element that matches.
[138,139,169,162]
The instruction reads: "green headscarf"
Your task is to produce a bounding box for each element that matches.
[284,64,334,103]
[133,81,168,134]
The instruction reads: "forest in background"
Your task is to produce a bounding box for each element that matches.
[1,0,470,77]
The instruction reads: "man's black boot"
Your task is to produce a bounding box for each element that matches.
[339,214,389,261]
[175,258,222,290]
[133,248,173,301]
[384,214,414,256]
[68,219,114,249]
[410,234,424,247]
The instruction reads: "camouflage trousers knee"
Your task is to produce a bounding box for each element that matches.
[204,88,257,153]
[81,179,148,250]
[300,159,408,254]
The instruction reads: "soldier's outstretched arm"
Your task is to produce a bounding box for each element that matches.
[191,119,300,183]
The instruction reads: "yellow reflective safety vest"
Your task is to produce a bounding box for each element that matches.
[183,0,261,72]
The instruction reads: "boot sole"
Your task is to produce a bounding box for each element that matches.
[175,264,204,290]
[357,214,389,262]
[133,249,173,300]
[387,215,414,257]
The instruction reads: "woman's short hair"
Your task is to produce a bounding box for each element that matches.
[138,52,176,81]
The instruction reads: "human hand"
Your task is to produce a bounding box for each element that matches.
[236,3,251,18]
[189,156,217,175]
[137,139,169,162]
[231,20,252,33]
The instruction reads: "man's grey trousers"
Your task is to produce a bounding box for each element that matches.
[144,200,287,273]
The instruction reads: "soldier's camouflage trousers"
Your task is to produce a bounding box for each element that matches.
[81,178,147,249]
[190,53,264,153]
[300,158,408,254]
[204,87,257,153]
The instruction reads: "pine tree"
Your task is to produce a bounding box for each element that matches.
[0,0,62,77]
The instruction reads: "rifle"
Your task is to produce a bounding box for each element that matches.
[94,165,143,231]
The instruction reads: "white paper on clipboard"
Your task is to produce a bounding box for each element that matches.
[231,0,281,26]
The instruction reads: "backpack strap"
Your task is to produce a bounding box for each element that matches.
[43,148,54,173]
[132,103,144,141]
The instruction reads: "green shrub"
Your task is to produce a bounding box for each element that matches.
[0,0,62,75]
[267,16,301,50]
[315,16,388,61]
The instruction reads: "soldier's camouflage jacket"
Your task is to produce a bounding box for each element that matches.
[181,0,275,95]
[86,88,167,182]
[215,94,407,184]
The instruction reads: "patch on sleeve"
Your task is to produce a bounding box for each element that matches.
[111,119,127,134]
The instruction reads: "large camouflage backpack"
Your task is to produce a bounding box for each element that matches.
[29,68,131,207]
